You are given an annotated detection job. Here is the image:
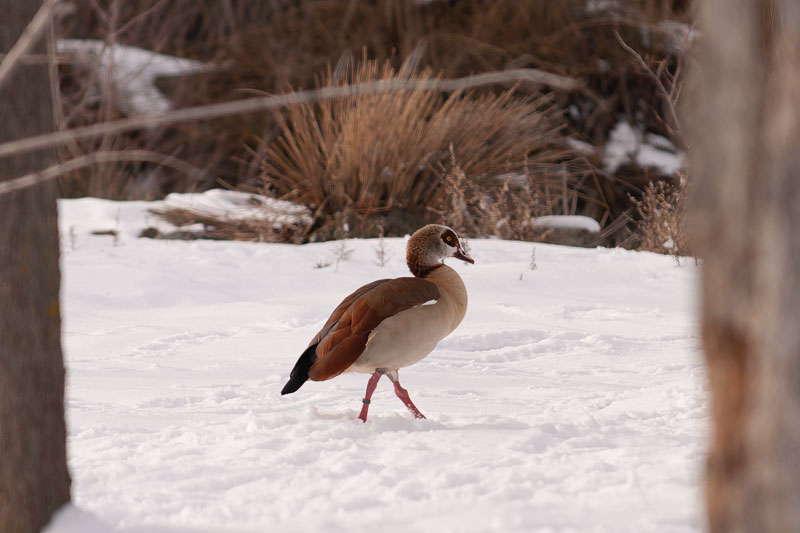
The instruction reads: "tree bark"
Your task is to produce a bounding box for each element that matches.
[685,1,800,531]
[0,2,71,532]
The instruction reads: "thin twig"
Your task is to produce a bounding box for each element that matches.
[0,68,581,161]
[614,31,682,138]
[0,0,60,91]
[0,150,207,195]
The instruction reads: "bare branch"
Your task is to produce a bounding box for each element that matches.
[0,0,60,91]
[614,31,683,139]
[0,150,206,196]
[0,68,581,161]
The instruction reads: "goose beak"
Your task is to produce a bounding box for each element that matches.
[454,246,474,264]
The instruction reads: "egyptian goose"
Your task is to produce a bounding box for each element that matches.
[281,224,474,421]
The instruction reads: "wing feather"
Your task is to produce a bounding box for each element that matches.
[307,277,439,381]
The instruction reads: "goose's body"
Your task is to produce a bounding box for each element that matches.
[349,265,468,374]
[281,224,473,421]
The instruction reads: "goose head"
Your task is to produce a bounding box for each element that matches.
[406,224,474,277]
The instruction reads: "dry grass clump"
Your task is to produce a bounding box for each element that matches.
[632,178,690,256]
[261,56,567,238]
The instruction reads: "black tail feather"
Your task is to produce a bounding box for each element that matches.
[281,343,318,395]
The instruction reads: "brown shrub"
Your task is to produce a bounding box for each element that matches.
[260,56,568,238]
[632,178,691,256]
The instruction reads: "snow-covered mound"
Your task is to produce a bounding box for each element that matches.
[57,39,216,115]
[56,198,706,532]
[533,215,602,233]
[159,189,311,226]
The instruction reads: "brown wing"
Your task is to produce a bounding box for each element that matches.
[307,279,389,347]
[307,277,440,381]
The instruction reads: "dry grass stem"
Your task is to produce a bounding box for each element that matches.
[373,226,390,267]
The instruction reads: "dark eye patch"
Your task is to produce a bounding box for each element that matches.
[441,229,457,247]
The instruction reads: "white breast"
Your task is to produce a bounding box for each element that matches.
[348,265,468,374]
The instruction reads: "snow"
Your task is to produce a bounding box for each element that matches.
[60,190,311,244]
[584,0,620,15]
[45,506,112,533]
[159,189,312,227]
[533,215,601,233]
[54,197,706,532]
[603,120,685,175]
[57,39,214,115]
[44,504,209,533]
[567,137,596,155]
[657,21,698,53]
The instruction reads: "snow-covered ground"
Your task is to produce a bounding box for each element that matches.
[52,195,707,532]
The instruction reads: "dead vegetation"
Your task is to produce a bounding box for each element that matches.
[261,56,568,239]
[431,148,602,247]
[631,178,691,257]
[143,206,302,242]
[52,0,693,252]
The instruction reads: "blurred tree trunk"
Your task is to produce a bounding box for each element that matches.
[0,2,72,532]
[685,1,800,531]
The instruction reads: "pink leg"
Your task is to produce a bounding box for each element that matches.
[393,381,426,420]
[357,372,382,422]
